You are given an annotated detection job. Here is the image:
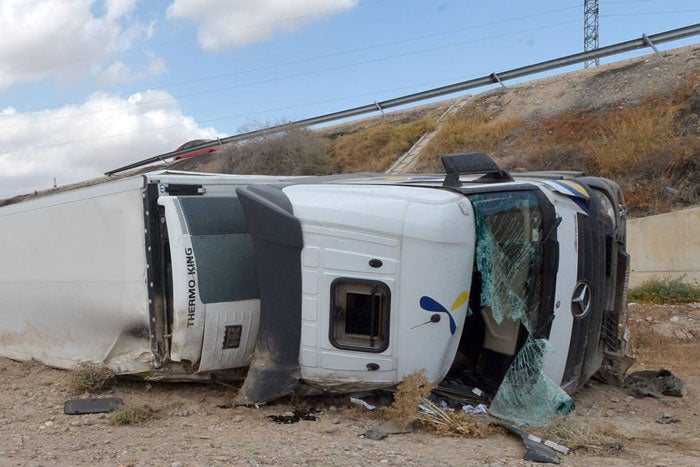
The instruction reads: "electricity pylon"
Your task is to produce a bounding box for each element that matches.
[584,0,600,67]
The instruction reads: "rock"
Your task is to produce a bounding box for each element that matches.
[674,329,695,340]
[656,413,680,424]
[363,427,388,440]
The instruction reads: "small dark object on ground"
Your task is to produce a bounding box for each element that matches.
[64,397,123,415]
[267,409,318,424]
[656,413,680,424]
[363,427,388,440]
[624,369,686,399]
[496,422,561,464]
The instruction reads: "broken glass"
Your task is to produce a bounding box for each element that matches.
[489,337,575,426]
[469,191,574,426]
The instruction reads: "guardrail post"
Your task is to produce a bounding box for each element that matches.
[489,72,508,90]
[642,33,660,53]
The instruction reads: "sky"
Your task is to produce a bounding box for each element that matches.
[0,0,698,198]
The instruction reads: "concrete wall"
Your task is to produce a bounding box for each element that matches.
[627,206,700,288]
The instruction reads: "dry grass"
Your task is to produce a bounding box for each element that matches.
[108,405,158,426]
[68,363,115,394]
[411,73,699,215]
[415,399,492,438]
[383,370,491,437]
[629,430,699,451]
[416,106,522,172]
[383,370,436,430]
[516,75,699,215]
[584,100,686,177]
[331,117,435,172]
[177,127,333,176]
[627,308,699,377]
[534,415,623,452]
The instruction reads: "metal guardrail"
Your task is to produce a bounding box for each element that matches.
[105,23,700,176]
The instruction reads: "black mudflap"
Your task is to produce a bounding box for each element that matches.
[235,185,304,404]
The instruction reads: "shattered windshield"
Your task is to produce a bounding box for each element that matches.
[468,190,574,426]
[468,190,544,329]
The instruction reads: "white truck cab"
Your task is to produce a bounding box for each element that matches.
[0,153,630,421]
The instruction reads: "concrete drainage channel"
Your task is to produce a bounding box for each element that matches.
[386,96,472,175]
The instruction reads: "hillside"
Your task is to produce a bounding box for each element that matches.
[3,45,698,216]
[172,44,699,216]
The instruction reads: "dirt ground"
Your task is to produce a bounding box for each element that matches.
[0,303,698,466]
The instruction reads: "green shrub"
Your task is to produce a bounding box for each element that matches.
[628,275,700,304]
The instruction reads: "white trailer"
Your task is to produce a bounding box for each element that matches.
[0,154,630,422]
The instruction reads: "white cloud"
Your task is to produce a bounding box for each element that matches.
[106,0,138,21]
[97,61,133,84]
[166,0,358,51]
[95,52,170,85]
[0,0,158,90]
[0,91,225,198]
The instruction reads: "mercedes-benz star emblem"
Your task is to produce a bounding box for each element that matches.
[571,282,592,318]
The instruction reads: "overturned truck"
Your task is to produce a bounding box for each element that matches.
[0,153,630,423]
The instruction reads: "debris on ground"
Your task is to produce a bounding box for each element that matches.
[433,379,491,406]
[656,413,680,424]
[496,422,562,464]
[267,409,318,424]
[416,399,492,438]
[624,368,686,399]
[64,397,123,415]
[349,397,376,411]
[362,427,388,440]
[463,404,488,414]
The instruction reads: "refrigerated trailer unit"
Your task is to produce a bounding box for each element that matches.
[0,154,630,421]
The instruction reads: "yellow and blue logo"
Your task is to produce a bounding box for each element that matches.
[419,291,469,335]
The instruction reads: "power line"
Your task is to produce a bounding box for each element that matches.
[602,9,700,17]
[8,2,587,117]
[102,22,700,175]
[1,19,582,132]
[3,1,671,121]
